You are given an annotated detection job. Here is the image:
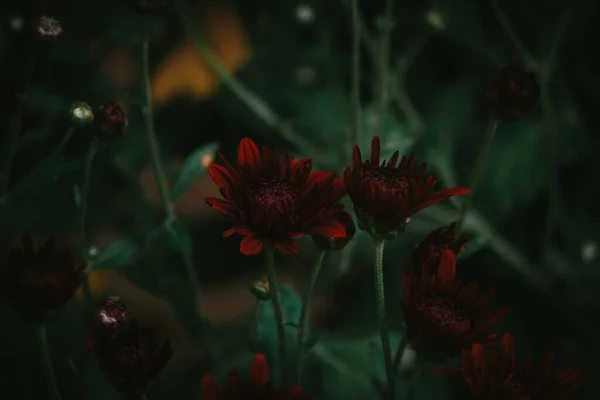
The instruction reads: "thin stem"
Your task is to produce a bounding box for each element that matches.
[172,0,326,162]
[79,138,101,310]
[0,49,38,197]
[391,334,407,372]
[0,125,77,204]
[140,35,202,307]
[374,239,395,400]
[349,0,362,148]
[265,248,287,384]
[375,0,396,138]
[456,118,501,233]
[491,0,539,71]
[255,300,262,342]
[296,250,327,383]
[37,323,63,400]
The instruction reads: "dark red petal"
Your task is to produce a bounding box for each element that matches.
[414,188,472,212]
[208,163,237,191]
[238,138,261,167]
[304,221,346,238]
[352,145,362,167]
[205,198,239,219]
[248,354,269,386]
[227,367,243,398]
[223,226,249,237]
[273,238,299,255]
[201,376,223,400]
[370,136,381,167]
[387,151,400,168]
[556,367,583,385]
[437,250,456,284]
[240,234,265,256]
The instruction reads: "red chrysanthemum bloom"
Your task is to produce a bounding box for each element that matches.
[86,297,173,394]
[436,334,582,399]
[344,136,471,239]
[2,233,86,319]
[410,222,469,274]
[311,210,356,251]
[490,67,540,120]
[96,101,128,140]
[201,354,311,399]
[401,250,508,359]
[206,138,348,255]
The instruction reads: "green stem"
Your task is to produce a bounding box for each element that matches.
[140,35,202,309]
[349,0,362,148]
[0,125,77,204]
[37,323,63,400]
[456,117,500,233]
[265,248,287,383]
[255,300,262,342]
[0,49,38,197]
[80,138,101,309]
[391,334,407,372]
[405,357,423,400]
[375,0,395,138]
[296,250,327,383]
[172,0,326,162]
[374,239,395,400]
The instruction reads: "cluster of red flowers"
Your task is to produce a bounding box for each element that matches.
[204,135,581,399]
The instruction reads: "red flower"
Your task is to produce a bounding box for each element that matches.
[410,222,469,273]
[437,334,582,399]
[86,298,173,394]
[206,138,348,255]
[2,233,85,319]
[401,250,508,359]
[311,210,356,251]
[490,67,540,120]
[96,101,128,140]
[201,354,311,399]
[343,136,471,239]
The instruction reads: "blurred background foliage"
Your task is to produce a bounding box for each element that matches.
[1,0,599,398]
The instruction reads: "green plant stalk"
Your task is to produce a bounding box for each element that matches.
[0,125,77,204]
[375,0,396,139]
[0,49,38,197]
[456,117,500,233]
[391,333,407,372]
[265,248,287,383]
[140,37,202,310]
[38,323,63,400]
[374,239,395,399]
[172,0,327,162]
[405,356,423,400]
[255,300,262,342]
[349,0,362,149]
[80,137,101,310]
[296,250,326,383]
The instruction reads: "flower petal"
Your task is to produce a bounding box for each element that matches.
[414,188,472,212]
[238,138,261,167]
[273,238,299,255]
[205,198,240,220]
[248,354,269,386]
[437,250,456,284]
[201,376,223,400]
[369,136,381,167]
[240,234,265,256]
[208,163,236,190]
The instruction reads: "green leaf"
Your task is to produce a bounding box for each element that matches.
[91,238,140,270]
[361,104,415,161]
[457,235,488,260]
[256,285,302,377]
[475,120,546,219]
[170,142,219,200]
[157,220,193,256]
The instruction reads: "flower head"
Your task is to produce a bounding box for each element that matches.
[491,67,540,120]
[410,222,469,273]
[201,354,311,399]
[86,298,173,394]
[206,138,348,255]
[34,16,62,40]
[70,101,94,125]
[96,101,127,140]
[401,250,508,359]
[311,211,356,251]
[437,334,582,400]
[2,233,85,318]
[344,136,471,239]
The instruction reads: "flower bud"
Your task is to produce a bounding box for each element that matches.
[410,222,469,274]
[34,16,62,41]
[250,276,271,301]
[88,296,130,344]
[490,67,540,120]
[69,101,94,125]
[95,101,127,140]
[312,211,356,251]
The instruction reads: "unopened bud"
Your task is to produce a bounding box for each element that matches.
[250,276,271,301]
